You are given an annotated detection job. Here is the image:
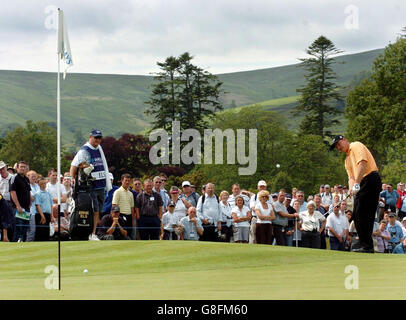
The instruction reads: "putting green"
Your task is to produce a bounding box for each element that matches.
[0,241,404,300]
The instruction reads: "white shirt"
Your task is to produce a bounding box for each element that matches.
[196,194,221,225]
[227,193,250,208]
[162,211,178,232]
[0,173,13,201]
[219,201,233,227]
[321,192,333,206]
[255,202,273,224]
[326,212,349,237]
[46,182,67,212]
[172,198,187,224]
[232,205,251,227]
[250,193,271,216]
[299,210,325,232]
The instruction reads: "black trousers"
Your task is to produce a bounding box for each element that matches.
[199,223,217,242]
[270,224,285,246]
[34,213,51,241]
[138,216,161,240]
[301,230,321,248]
[353,171,381,250]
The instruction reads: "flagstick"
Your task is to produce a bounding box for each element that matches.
[57,24,62,291]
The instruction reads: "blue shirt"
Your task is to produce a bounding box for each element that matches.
[380,190,399,207]
[386,223,404,244]
[102,185,119,214]
[34,190,53,214]
[29,183,40,216]
[153,188,169,209]
[392,242,406,254]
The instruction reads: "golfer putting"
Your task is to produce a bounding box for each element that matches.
[330,135,382,253]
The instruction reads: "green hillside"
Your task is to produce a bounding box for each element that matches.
[0,48,383,146]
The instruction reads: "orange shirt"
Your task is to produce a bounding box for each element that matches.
[345,142,378,180]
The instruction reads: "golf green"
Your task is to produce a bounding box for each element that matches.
[0,241,404,300]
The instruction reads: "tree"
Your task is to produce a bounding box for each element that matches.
[294,35,344,139]
[346,34,406,166]
[0,120,70,176]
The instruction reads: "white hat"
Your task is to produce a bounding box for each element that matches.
[402,217,406,222]
[258,180,267,187]
[182,181,191,187]
[108,172,114,181]
[0,161,6,169]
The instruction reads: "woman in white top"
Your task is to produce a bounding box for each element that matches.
[298,201,326,248]
[219,190,233,242]
[292,200,302,246]
[232,195,252,243]
[169,186,191,224]
[255,190,275,245]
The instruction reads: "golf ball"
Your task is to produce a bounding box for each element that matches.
[276,164,280,168]
[83,269,88,274]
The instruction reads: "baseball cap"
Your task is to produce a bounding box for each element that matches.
[402,217,406,222]
[182,181,191,187]
[111,205,120,212]
[285,194,292,200]
[388,212,396,217]
[329,135,344,151]
[258,180,267,187]
[90,129,103,138]
[0,161,6,169]
[320,184,325,188]
[272,193,278,198]
[338,185,343,188]
[168,201,176,207]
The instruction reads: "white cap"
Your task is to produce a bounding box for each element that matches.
[258,180,267,187]
[0,161,6,169]
[182,181,191,187]
[403,217,406,222]
[108,172,114,181]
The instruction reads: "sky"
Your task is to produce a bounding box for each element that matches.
[0,0,404,75]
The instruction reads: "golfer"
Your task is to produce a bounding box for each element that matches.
[330,135,381,253]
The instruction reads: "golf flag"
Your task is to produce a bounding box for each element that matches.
[57,9,73,79]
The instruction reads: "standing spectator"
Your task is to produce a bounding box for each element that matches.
[153,176,169,211]
[169,186,190,225]
[382,183,388,191]
[291,188,298,202]
[0,193,13,242]
[26,170,40,242]
[227,184,250,208]
[295,190,307,212]
[284,194,296,246]
[271,190,298,246]
[130,177,142,240]
[314,194,327,249]
[380,183,399,213]
[386,212,404,253]
[10,161,31,242]
[101,173,118,219]
[392,237,406,254]
[232,195,251,243]
[255,190,275,245]
[70,129,112,241]
[135,179,163,240]
[180,181,199,208]
[319,185,325,195]
[159,173,170,204]
[190,185,198,196]
[97,205,130,240]
[343,186,354,211]
[328,194,341,215]
[397,183,406,220]
[46,168,68,219]
[160,201,178,240]
[299,201,326,249]
[326,203,349,251]
[249,180,268,244]
[292,200,302,247]
[112,173,135,238]
[196,183,221,242]
[375,220,390,253]
[218,191,233,242]
[34,178,53,241]
[132,178,143,195]
[0,161,14,240]
[177,207,204,241]
[321,184,333,212]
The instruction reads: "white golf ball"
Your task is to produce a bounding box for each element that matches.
[83,269,88,274]
[276,164,280,168]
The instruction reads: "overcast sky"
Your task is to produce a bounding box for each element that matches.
[1,0,404,75]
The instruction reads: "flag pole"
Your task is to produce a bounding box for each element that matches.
[57,8,62,291]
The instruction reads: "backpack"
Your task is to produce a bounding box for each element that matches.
[201,194,219,204]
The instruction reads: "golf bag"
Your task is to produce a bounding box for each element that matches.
[69,166,95,240]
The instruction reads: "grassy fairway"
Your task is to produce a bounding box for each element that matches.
[0,241,404,300]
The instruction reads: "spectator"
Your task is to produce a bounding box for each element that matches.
[326,203,349,251]
[0,161,14,240]
[271,193,278,204]
[328,194,341,215]
[284,194,296,246]
[180,181,199,208]
[26,170,40,242]
[97,205,130,240]
[383,210,403,228]
[319,185,325,195]
[132,178,143,195]
[374,220,390,253]
[160,201,178,240]
[314,194,327,249]
[296,190,307,212]
[34,177,53,241]
[249,180,269,244]
[291,188,298,202]
[190,185,198,195]
[392,237,406,254]
[255,190,275,245]
[101,173,118,219]
[402,217,406,237]
[61,173,73,217]
[196,183,221,242]
[112,173,136,238]
[153,176,169,211]
[130,177,142,240]
[46,168,68,220]
[7,167,16,175]
[0,193,13,242]
[218,191,233,242]
[343,186,354,211]
[292,200,302,247]
[50,206,71,241]
[10,161,31,242]
[271,190,298,246]
[135,179,163,240]
[386,212,404,253]
[169,186,190,225]
[232,195,251,243]
[321,184,333,212]
[382,183,387,191]
[398,186,406,221]
[380,183,399,213]
[299,201,326,249]
[227,184,250,208]
[159,173,170,202]
[177,207,204,241]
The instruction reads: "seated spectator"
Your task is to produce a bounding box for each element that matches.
[160,201,178,240]
[231,195,251,243]
[392,237,406,254]
[97,205,130,240]
[374,220,390,253]
[34,178,54,241]
[176,207,203,241]
[298,201,326,249]
[50,208,71,241]
[386,212,404,253]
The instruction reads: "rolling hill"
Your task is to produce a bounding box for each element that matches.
[0,48,383,148]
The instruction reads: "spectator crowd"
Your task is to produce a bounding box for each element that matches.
[1,160,405,254]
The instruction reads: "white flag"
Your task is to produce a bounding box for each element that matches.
[57,9,73,79]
